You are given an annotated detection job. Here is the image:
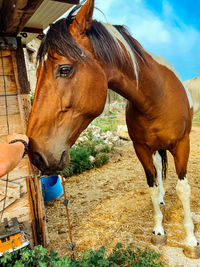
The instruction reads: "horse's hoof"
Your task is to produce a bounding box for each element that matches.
[151,234,167,245]
[183,245,200,259]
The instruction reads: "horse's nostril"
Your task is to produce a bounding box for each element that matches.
[58,150,68,169]
[33,152,47,170]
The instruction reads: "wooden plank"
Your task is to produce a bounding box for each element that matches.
[1,194,31,222]
[22,27,43,34]
[0,55,14,75]
[0,196,17,211]
[35,175,46,246]
[0,196,5,202]
[0,95,20,116]
[0,114,23,135]
[52,0,79,3]
[0,180,20,199]
[17,94,31,131]
[0,51,11,57]
[0,75,18,95]
[26,177,38,245]
[1,0,44,34]
[13,38,30,94]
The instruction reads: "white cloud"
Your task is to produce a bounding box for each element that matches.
[94,0,115,16]
[93,0,200,80]
[131,18,171,44]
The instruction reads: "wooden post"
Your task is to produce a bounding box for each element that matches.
[0,36,46,247]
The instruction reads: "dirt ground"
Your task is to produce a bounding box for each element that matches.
[45,122,200,266]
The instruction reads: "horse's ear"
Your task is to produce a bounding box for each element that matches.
[69,0,94,36]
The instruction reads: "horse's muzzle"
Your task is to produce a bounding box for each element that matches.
[28,146,69,174]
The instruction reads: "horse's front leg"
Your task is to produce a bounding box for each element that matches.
[153,151,166,205]
[134,143,166,244]
[170,134,199,257]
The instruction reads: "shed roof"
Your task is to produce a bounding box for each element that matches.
[0,0,79,43]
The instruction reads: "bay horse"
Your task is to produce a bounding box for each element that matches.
[27,0,199,254]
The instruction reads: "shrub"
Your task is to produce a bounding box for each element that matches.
[0,243,166,267]
[60,144,111,178]
[95,153,109,168]
[59,129,114,178]
[92,115,119,133]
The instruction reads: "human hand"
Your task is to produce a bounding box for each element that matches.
[6,134,29,144]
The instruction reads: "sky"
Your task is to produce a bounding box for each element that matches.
[91,0,200,81]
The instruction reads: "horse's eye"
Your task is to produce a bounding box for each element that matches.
[58,65,73,77]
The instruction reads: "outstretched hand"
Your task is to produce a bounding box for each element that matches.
[0,134,29,177]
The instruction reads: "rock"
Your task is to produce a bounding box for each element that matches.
[117,125,130,140]
[89,156,95,163]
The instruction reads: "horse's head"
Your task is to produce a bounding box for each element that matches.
[27,0,107,173]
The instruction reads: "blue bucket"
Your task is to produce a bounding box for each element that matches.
[40,175,63,203]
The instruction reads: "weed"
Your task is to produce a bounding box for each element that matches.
[0,243,166,267]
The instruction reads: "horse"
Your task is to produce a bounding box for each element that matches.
[184,77,200,114]
[27,0,199,256]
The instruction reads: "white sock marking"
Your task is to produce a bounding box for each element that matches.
[153,151,165,205]
[149,186,165,235]
[176,177,198,247]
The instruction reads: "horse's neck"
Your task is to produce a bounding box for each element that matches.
[106,56,161,111]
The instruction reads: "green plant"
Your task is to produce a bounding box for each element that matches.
[0,243,166,267]
[30,91,35,105]
[59,133,114,178]
[192,111,200,125]
[95,153,109,167]
[92,115,119,132]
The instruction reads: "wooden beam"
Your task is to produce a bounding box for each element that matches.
[22,27,43,34]
[1,0,44,34]
[14,37,30,94]
[51,0,79,4]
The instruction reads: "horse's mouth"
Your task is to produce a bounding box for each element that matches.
[29,149,70,174]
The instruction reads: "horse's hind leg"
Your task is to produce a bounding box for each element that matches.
[170,134,199,248]
[134,143,166,243]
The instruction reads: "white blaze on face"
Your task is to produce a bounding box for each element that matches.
[149,52,193,108]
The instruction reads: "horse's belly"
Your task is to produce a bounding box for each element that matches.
[127,116,188,150]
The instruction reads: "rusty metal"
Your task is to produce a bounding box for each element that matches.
[61,176,75,258]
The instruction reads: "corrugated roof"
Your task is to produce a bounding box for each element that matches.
[20,0,75,44]
[25,0,73,30]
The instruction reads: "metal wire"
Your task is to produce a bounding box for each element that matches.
[0,49,10,222]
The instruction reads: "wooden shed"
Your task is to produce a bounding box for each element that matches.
[0,0,79,249]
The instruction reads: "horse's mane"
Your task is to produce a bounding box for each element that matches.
[37,3,146,80]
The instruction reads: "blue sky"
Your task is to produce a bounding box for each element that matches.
[92,0,200,81]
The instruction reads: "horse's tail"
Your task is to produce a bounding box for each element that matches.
[158,149,168,179]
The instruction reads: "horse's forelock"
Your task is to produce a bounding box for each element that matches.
[37,5,87,65]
